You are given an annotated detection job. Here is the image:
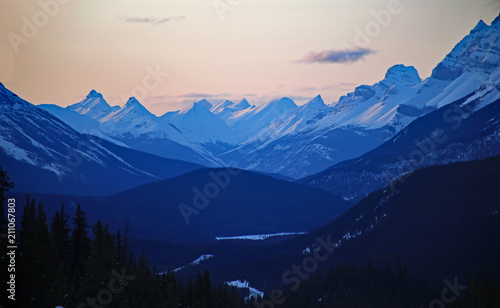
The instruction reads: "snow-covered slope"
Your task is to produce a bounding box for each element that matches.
[36,15,500,179]
[220,65,425,178]
[211,98,253,122]
[67,90,118,120]
[321,64,422,131]
[219,17,500,178]
[0,83,202,195]
[163,102,239,145]
[226,97,297,140]
[37,104,128,147]
[99,97,159,136]
[248,95,331,143]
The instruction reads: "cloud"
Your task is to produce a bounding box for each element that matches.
[174,92,234,99]
[125,16,186,25]
[294,82,357,92]
[296,48,376,64]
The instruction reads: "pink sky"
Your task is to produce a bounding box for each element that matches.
[1,0,499,115]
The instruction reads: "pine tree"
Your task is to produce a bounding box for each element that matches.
[17,200,57,307]
[81,220,116,305]
[35,202,57,306]
[51,203,71,264]
[17,196,37,306]
[51,202,72,307]
[70,204,90,304]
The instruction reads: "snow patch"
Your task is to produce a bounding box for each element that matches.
[216,232,306,241]
[226,280,264,301]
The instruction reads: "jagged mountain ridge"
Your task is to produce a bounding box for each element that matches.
[31,14,500,179]
[0,83,203,195]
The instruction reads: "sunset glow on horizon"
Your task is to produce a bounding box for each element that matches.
[1,0,499,115]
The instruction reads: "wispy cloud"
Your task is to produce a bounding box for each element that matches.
[294,82,357,92]
[296,48,376,64]
[125,16,186,25]
[174,92,234,99]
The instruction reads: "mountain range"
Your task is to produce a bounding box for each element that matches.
[0,83,202,195]
[1,14,500,305]
[34,16,500,182]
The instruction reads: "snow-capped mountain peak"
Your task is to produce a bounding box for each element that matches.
[0,83,17,100]
[266,97,297,110]
[492,12,500,25]
[196,99,213,109]
[168,101,239,145]
[67,90,113,120]
[471,20,488,34]
[303,95,326,109]
[179,101,214,116]
[382,65,421,88]
[431,17,500,81]
[235,98,250,109]
[210,99,254,123]
[86,89,104,99]
[124,96,145,109]
[102,96,154,123]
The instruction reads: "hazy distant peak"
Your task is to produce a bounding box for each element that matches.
[235,98,250,108]
[491,12,500,26]
[471,20,488,34]
[86,89,104,99]
[383,64,421,87]
[196,99,213,109]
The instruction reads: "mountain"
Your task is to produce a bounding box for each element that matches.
[67,89,118,120]
[224,97,298,141]
[211,98,254,123]
[216,17,500,179]
[37,15,500,180]
[177,156,500,290]
[250,95,330,142]
[30,168,351,244]
[99,96,158,135]
[162,102,239,145]
[299,156,500,285]
[216,64,430,179]
[301,78,500,201]
[0,83,203,195]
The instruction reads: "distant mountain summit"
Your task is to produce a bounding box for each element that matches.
[0,84,202,195]
[432,18,500,81]
[35,15,500,179]
[67,90,115,120]
[382,64,421,87]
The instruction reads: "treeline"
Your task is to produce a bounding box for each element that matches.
[8,197,242,307]
[2,167,500,308]
[248,262,500,308]
[0,168,242,307]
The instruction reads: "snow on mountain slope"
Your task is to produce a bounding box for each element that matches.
[320,64,422,131]
[226,97,297,140]
[38,103,102,133]
[0,83,203,195]
[67,90,118,120]
[99,97,159,136]
[302,80,500,201]
[163,102,239,145]
[221,17,500,178]
[211,98,253,122]
[32,15,500,180]
[196,98,214,109]
[37,104,129,147]
[238,95,332,148]
[405,18,500,109]
[256,95,330,140]
[219,65,424,178]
